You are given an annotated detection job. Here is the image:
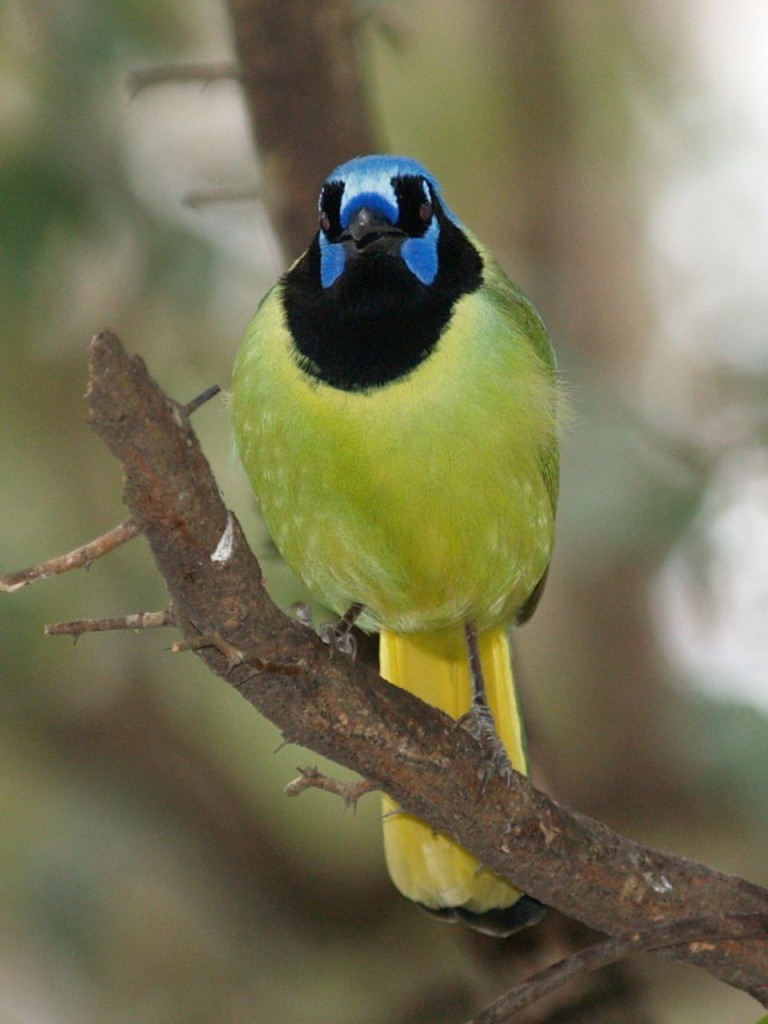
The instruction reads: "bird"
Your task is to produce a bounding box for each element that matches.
[231,154,561,937]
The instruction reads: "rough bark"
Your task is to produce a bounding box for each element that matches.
[82,329,768,1007]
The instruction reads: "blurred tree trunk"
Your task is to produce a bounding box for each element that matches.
[226,0,376,261]
[493,0,686,817]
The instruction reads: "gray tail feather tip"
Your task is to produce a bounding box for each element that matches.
[418,895,547,938]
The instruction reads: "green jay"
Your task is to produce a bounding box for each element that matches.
[232,155,561,935]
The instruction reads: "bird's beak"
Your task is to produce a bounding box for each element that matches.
[341,207,405,257]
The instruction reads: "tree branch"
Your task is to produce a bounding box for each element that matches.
[127,61,239,97]
[0,518,140,592]
[45,609,175,639]
[466,912,768,1024]
[284,767,378,809]
[73,328,768,1007]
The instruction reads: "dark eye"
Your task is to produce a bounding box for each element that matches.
[318,180,344,238]
[392,175,436,237]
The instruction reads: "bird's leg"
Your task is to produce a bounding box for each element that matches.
[320,602,363,658]
[459,621,515,787]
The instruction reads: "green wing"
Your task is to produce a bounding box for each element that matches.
[476,242,562,621]
[479,242,561,517]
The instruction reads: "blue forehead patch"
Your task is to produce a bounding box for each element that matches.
[325,154,460,225]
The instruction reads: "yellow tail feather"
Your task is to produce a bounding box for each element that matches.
[379,625,527,915]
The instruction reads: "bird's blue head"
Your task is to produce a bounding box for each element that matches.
[282,155,483,390]
[316,154,460,290]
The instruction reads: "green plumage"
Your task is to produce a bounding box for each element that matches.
[233,242,558,634]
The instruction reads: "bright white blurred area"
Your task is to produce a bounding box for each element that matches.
[656,448,768,707]
[124,76,273,262]
[647,0,768,709]
[120,6,282,333]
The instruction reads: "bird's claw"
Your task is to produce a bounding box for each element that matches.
[319,603,362,659]
[457,703,515,793]
[293,602,359,657]
[319,620,358,659]
[291,602,315,630]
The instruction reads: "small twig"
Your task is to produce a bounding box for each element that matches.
[466,912,768,1024]
[45,609,175,640]
[183,185,262,209]
[183,383,221,416]
[285,767,378,810]
[127,61,239,97]
[172,633,306,677]
[1,518,141,593]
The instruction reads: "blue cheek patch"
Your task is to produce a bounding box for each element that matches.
[319,233,346,288]
[402,221,440,285]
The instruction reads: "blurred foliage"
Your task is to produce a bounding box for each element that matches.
[0,2,203,325]
[1,2,767,1023]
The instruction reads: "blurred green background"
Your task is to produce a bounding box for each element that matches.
[1,2,767,1022]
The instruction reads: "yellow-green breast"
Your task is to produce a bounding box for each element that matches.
[232,248,558,635]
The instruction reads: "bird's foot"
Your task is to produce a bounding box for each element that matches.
[457,702,516,793]
[294,601,360,657]
[320,620,357,658]
[319,603,363,659]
